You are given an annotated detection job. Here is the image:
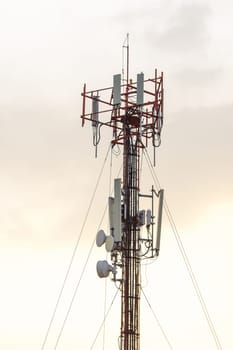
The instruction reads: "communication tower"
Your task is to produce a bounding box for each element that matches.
[81,36,164,350]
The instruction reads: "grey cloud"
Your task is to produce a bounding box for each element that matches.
[113,7,156,23]
[111,2,211,58]
[145,3,211,52]
[174,66,223,86]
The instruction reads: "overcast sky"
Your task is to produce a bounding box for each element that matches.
[0,0,233,349]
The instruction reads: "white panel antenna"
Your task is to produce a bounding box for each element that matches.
[113,178,121,242]
[113,74,121,105]
[137,72,144,105]
[108,178,122,242]
[109,197,114,232]
[92,96,100,157]
[92,97,99,126]
[146,209,152,228]
[155,189,164,255]
[138,210,145,226]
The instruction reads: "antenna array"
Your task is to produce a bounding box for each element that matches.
[81,40,164,350]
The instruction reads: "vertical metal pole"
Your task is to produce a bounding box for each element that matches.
[126,33,129,86]
[120,34,141,349]
[81,84,86,127]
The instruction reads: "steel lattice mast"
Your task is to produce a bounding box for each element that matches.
[121,122,141,349]
[81,37,164,350]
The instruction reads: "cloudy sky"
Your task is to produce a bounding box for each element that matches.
[0,0,233,349]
